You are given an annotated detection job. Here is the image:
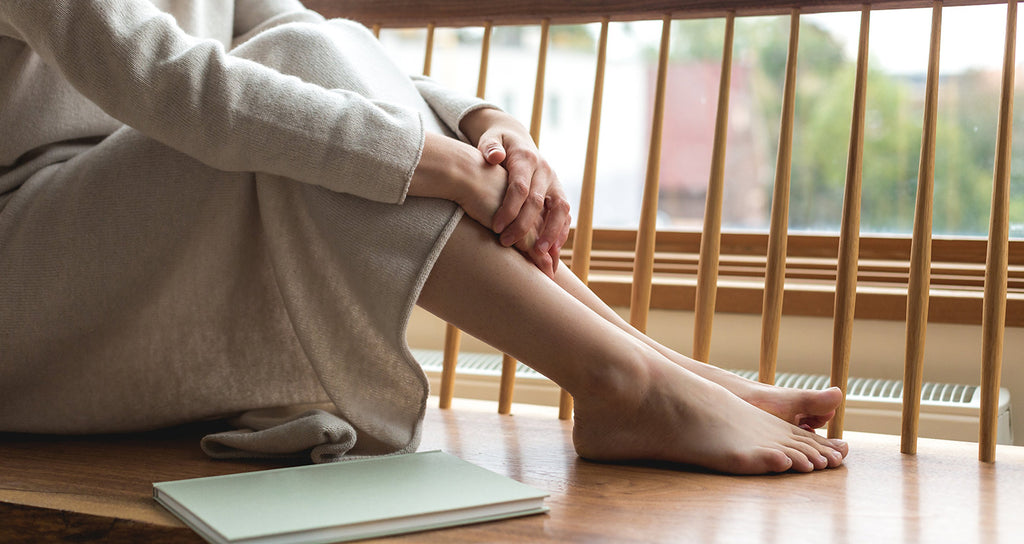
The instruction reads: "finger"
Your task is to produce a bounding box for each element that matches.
[500,186,546,247]
[547,213,570,274]
[535,194,571,255]
[499,157,552,245]
[477,133,507,165]
[531,248,555,278]
[491,161,533,234]
[548,242,560,275]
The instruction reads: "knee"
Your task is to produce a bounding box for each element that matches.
[231,22,338,70]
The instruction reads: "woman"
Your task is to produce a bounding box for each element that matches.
[0,0,847,474]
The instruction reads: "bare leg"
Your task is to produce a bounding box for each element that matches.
[549,266,842,429]
[418,218,848,474]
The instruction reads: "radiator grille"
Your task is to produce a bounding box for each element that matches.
[413,349,979,407]
[413,349,543,378]
[729,370,979,406]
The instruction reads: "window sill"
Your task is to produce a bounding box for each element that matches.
[568,229,1024,327]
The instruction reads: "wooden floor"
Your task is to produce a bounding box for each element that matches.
[2,398,1023,543]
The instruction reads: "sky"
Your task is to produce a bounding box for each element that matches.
[807,3,1016,75]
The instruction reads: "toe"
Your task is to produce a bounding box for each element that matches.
[794,432,845,468]
[760,448,795,473]
[790,440,830,470]
[830,438,850,458]
[781,446,815,473]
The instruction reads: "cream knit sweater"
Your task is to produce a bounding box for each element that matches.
[0,0,491,458]
[1,0,484,197]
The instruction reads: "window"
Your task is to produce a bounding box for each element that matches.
[371,6,1022,325]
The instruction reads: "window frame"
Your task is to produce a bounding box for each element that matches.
[571,228,1024,327]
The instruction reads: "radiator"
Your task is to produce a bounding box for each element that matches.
[412,349,1014,445]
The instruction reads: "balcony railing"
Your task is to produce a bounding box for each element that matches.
[304,0,1020,462]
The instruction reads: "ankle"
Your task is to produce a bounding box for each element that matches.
[569,339,654,413]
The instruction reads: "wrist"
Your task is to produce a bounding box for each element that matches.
[458,107,506,145]
[408,132,477,204]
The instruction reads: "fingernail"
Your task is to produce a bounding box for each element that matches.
[500,232,514,246]
[493,222,506,233]
[537,240,550,253]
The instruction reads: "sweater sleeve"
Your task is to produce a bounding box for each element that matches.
[411,75,500,144]
[0,0,424,204]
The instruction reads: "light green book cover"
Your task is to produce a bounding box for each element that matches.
[153,450,548,544]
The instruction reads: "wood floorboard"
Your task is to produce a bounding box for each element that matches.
[1,398,1022,543]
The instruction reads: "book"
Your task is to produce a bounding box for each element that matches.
[153,450,548,544]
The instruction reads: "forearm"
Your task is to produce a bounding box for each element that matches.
[408,133,506,221]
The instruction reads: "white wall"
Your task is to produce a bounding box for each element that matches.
[406,305,1024,446]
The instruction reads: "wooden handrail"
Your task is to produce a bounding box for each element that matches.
[305,0,1012,26]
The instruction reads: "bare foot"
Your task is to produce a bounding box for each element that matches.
[572,359,849,475]
[550,265,845,431]
[660,358,843,430]
[742,382,843,430]
[692,366,843,429]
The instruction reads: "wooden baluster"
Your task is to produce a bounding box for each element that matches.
[828,6,870,440]
[693,12,735,362]
[423,23,435,77]
[371,24,381,39]
[559,17,611,420]
[433,20,455,410]
[980,0,1016,463]
[530,19,551,142]
[438,322,462,409]
[497,19,550,414]
[629,15,672,333]
[497,354,517,415]
[759,9,800,385]
[435,20,457,409]
[477,22,493,99]
[569,18,609,284]
[441,22,493,411]
[901,1,942,455]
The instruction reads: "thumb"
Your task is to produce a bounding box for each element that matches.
[477,134,506,165]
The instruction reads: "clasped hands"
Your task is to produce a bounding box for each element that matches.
[409,107,571,278]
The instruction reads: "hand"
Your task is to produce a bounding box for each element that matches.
[407,133,557,276]
[459,109,572,275]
